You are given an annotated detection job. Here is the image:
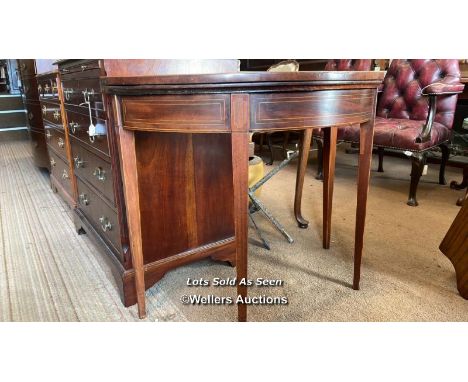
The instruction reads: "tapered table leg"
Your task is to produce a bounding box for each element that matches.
[231,94,250,322]
[115,96,146,319]
[322,126,337,249]
[353,119,375,290]
[294,128,313,229]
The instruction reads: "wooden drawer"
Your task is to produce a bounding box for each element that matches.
[76,178,122,257]
[21,76,39,100]
[37,73,60,102]
[49,149,72,196]
[60,60,100,77]
[45,127,68,161]
[71,142,114,204]
[61,77,103,111]
[66,107,109,156]
[40,101,63,128]
[18,59,36,77]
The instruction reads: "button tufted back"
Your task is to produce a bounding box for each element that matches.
[325,59,373,71]
[377,59,461,129]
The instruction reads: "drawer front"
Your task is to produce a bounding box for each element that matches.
[37,74,60,102]
[49,149,72,196]
[18,59,36,77]
[61,77,103,110]
[66,108,109,156]
[76,178,122,257]
[21,76,39,100]
[71,142,114,204]
[45,127,68,161]
[40,101,63,128]
[60,60,100,76]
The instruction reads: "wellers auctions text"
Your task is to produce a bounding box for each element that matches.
[183,294,289,305]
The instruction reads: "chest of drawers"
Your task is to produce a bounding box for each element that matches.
[55,59,240,308]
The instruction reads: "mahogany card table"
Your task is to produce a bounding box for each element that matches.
[103,71,384,320]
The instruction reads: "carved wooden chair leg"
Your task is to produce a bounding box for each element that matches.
[450,165,468,206]
[377,147,385,172]
[315,138,324,180]
[266,133,274,165]
[439,143,450,185]
[294,128,313,228]
[407,152,427,207]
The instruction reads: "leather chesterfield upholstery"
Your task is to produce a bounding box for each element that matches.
[344,59,462,151]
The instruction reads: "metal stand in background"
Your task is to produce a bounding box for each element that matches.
[248,149,299,249]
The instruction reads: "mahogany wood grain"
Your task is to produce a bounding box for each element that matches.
[294,128,313,228]
[122,94,230,132]
[322,126,338,249]
[353,94,377,290]
[114,95,146,319]
[230,94,250,322]
[439,201,468,299]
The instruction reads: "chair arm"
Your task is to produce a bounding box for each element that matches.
[415,95,437,144]
[416,80,464,143]
[421,81,464,96]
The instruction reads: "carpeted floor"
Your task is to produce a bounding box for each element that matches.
[1,133,467,321]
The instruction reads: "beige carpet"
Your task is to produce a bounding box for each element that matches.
[1,133,467,321]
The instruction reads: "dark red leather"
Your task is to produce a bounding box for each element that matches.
[377,59,461,131]
[341,117,451,151]
[324,59,373,71]
[421,82,464,95]
[318,59,463,152]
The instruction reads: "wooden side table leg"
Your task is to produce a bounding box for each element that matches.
[231,94,250,322]
[114,96,146,319]
[322,126,337,249]
[294,128,312,229]
[353,119,375,290]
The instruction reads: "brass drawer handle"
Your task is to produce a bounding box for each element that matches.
[61,169,69,179]
[52,82,58,92]
[42,105,47,116]
[45,130,52,140]
[20,62,26,70]
[50,157,56,167]
[99,216,112,232]
[53,110,61,121]
[57,137,65,148]
[28,112,34,120]
[93,166,106,181]
[79,193,89,206]
[24,85,29,93]
[64,88,75,101]
[44,84,50,93]
[82,88,95,103]
[38,84,43,93]
[74,156,85,168]
[69,121,80,134]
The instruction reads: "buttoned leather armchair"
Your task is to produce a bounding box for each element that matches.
[316,59,464,206]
